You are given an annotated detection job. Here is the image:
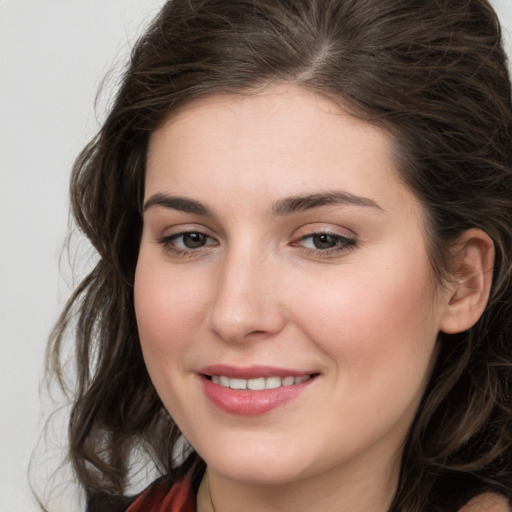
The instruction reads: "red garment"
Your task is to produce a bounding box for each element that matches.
[127,477,196,512]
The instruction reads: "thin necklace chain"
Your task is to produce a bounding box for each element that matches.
[207,472,218,512]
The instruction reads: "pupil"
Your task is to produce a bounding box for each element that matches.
[184,232,206,248]
[313,234,336,249]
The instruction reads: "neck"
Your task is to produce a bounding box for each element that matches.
[200,455,400,512]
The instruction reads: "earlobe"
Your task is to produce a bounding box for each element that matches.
[440,229,495,334]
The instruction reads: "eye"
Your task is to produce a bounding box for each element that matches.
[158,230,217,254]
[302,233,347,250]
[174,232,211,249]
[291,230,357,256]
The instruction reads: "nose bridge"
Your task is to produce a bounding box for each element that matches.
[206,239,285,342]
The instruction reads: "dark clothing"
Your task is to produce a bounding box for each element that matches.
[87,476,195,512]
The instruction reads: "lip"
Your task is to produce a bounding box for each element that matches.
[199,364,313,379]
[198,365,318,416]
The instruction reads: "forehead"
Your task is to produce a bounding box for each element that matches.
[145,84,416,219]
[148,86,389,157]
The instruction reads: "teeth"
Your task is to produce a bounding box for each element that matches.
[210,375,312,390]
[247,377,265,391]
[229,378,247,390]
[266,376,281,389]
[282,376,295,386]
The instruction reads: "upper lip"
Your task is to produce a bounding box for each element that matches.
[198,364,317,379]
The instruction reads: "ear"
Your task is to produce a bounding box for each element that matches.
[440,229,495,334]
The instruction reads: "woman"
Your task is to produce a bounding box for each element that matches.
[47,0,512,510]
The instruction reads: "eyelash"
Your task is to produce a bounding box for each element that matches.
[157,230,357,258]
[292,232,357,257]
[158,231,218,257]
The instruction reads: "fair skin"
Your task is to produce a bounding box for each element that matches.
[460,494,511,512]
[134,85,495,512]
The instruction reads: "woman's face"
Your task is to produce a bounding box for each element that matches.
[135,85,452,487]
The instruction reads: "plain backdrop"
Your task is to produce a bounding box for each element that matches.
[1,1,511,510]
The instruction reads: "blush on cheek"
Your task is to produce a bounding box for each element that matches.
[304,261,437,376]
[135,264,208,363]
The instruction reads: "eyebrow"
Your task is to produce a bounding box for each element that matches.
[270,191,382,216]
[143,190,382,216]
[143,193,212,215]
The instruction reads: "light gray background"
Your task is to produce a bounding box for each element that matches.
[1,1,511,510]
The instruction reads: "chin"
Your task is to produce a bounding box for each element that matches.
[211,460,309,486]
[195,437,324,486]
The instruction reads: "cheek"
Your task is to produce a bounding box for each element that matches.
[134,257,206,371]
[292,251,440,401]
[133,256,212,428]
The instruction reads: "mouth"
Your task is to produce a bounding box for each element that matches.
[199,366,320,415]
[205,374,314,390]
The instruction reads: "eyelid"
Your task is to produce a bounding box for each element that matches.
[293,232,356,248]
[289,224,358,256]
[291,222,357,240]
[157,222,216,239]
[156,225,219,256]
[167,232,217,248]
[154,223,357,258]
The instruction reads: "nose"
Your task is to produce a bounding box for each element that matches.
[206,248,287,343]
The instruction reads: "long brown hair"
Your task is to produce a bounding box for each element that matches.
[47,1,512,510]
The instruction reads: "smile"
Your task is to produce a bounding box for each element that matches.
[208,375,311,390]
[200,367,319,415]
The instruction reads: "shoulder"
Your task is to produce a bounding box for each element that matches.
[458,493,511,512]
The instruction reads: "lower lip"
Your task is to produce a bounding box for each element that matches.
[200,376,315,416]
